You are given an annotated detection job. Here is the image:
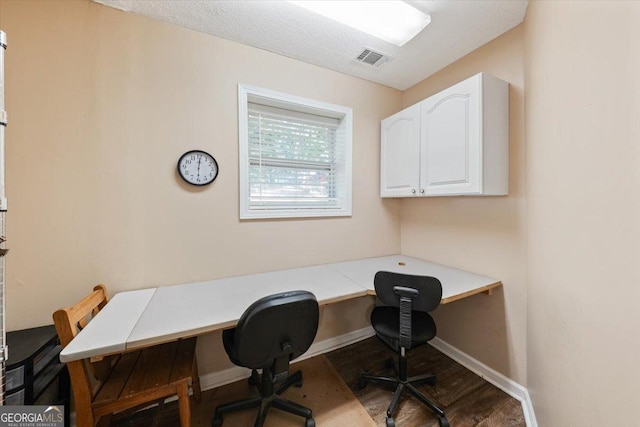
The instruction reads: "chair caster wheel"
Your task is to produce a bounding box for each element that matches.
[305,417,316,427]
[386,417,395,427]
[357,376,368,389]
[211,416,223,427]
[425,377,437,386]
[438,416,450,427]
[294,380,303,388]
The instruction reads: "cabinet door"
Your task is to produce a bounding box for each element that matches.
[380,104,420,197]
[420,75,481,195]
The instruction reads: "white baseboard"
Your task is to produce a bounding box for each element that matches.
[430,337,538,427]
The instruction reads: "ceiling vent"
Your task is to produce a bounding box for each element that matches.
[355,48,392,67]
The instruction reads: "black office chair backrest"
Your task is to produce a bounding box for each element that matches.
[231,290,319,370]
[374,271,442,313]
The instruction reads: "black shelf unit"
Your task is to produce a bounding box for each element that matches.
[5,325,70,426]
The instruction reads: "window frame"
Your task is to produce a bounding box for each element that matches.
[238,84,353,219]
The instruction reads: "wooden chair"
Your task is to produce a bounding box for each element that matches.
[53,285,201,427]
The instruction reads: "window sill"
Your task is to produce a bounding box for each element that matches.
[240,208,352,220]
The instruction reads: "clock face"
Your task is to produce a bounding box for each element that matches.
[177,150,218,186]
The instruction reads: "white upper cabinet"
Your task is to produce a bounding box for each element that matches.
[380,73,509,197]
[380,103,421,197]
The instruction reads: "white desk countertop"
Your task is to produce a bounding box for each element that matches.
[59,288,156,362]
[327,255,502,304]
[59,255,502,362]
[126,265,367,350]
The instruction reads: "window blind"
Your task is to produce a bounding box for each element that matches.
[247,102,343,211]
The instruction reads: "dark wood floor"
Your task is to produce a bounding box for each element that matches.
[109,337,525,426]
[326,337,525,426]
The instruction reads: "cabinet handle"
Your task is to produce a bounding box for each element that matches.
[420,189,425,194]
[411,189,416,194]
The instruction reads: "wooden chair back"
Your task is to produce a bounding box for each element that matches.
[53,285,200,427]
[56,285,114,376]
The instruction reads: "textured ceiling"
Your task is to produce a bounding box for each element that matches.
[94,0,528,90]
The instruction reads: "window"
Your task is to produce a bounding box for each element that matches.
[238,85,352,219]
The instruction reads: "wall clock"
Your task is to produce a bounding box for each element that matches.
[177,150,218,186]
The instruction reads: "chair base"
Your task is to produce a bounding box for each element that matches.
[212,369,315,427]
[360,356,449,427]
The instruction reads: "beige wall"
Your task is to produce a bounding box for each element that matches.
[6,1,640,422]
[1,0,401,371]
[524,1,640,425]
[400,26,527,384]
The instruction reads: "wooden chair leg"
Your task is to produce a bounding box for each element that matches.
[192,358,202,403]
[177,383,192,427]
[95,414,111,427]
[75,406,95,427]
[151,399,166,427]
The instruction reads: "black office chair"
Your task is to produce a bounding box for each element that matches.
[359,271,449,427]
[212,290,319,427]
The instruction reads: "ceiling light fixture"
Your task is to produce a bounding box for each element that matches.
[289,1,431,47]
